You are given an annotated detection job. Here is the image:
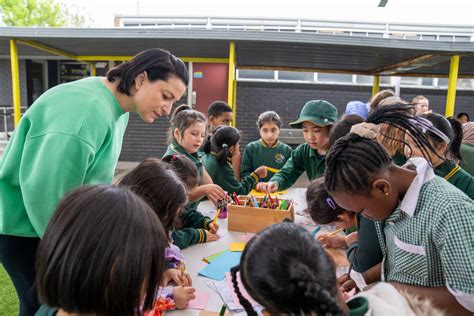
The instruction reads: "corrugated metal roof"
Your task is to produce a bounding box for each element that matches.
[1,27,473,77]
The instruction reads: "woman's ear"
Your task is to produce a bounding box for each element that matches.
[372,178,391,197]
[134,71,147,90]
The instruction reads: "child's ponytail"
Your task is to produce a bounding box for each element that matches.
[202,134,213,155]
[447,117,464,163]
[230,266,258,316]
[209,126,241,166]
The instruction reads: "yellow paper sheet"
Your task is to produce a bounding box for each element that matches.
[230,242,246,252]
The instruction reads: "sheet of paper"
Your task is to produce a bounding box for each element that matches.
[229,242,246,252]
[202,249,227,263]
[249,189,288,196]
[205,280,243,312]
[198,251,242,280]
[225,271,260,307]
[187,292,210,310]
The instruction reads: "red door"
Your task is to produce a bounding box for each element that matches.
[192,63,228,116]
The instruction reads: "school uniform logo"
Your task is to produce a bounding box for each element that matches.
[275,153,285,163]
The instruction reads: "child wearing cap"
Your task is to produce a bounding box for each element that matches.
[257,100,338,193]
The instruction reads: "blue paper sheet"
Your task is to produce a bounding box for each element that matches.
[198,250,242,280]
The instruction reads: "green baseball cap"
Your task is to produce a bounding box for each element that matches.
[289,100,338,129]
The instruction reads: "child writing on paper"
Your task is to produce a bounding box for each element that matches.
[241,111,293,182]
[306,177,383,282]
[404,112,473,199]
[257,100,338,193]
[118,158,196,309]
[230,222,444,316]
[163,105,225,248]
[202,126,267,195]
[325,104,474,314]
[35,185,169,316]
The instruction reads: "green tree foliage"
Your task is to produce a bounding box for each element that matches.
[0,0,87,27]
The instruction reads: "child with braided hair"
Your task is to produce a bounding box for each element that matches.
[325,104,474,314]
[230,222,444,316]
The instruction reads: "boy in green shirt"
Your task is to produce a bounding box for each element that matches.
[241,111,292,182]
[257,100,338,193]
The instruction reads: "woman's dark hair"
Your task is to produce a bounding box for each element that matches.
[36,185,167,316]
[162,154,200,190]
[257,111,282,129]
[202,126,241,165]
[325,103,440,194]
[208,101,232,118]
[306,177,345,225]
[107,48,188,96]
[457,112,470,122]
[118,158,188,234]
[231,222,343,315]
[168,104,207,143]
[421,113,463,162]
[329,114,365,147]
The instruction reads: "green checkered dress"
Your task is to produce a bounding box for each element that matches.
[375,176,474,295]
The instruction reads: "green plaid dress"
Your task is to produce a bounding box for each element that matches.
[375,158,474,311]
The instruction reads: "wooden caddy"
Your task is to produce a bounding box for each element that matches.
[228,196,295,233]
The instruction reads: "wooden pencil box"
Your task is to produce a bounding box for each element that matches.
[228,196,295,233]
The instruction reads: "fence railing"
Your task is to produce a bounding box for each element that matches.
[116,16,474,42]
[0,106,27,140]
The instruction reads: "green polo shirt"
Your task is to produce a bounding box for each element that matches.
[375,158,473,310]
[460,143,474,176]
[434,159,474,199]
[269,143,325,190]
[203,153,259,195]
[163,141,211,249]
[241,139,293,182]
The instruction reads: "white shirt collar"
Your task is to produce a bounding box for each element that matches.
[400,157,435,217]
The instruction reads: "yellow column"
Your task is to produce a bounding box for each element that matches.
[227,42,236,125]
[372,75,380,96]
[90,63,96,76]
[232,78,237,127]
[445,55,460,117]
[10,39,21,127]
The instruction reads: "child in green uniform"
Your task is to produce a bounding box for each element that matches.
[404,112,473,199]
[163,105,226,249]
[325,104,474,314]
[461,122,474,176]
[241,111,292,182]
[257,100,338,193]
[202,126,267,195]
[230,223,443,316]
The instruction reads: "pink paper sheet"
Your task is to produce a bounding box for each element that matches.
[187,292,210,310]
[225,272,259,307]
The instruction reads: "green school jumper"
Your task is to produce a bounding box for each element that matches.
[163,141,212,249]
[460,143,474,176]
[0,77,129,238]
[203,152,259,195]
[434,159,474,199]
[241,139,293,182]
[392,152,407,166]
[269,143,325,190]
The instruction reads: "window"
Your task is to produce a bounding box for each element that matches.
[237,69,274,80]
[400,77,421,86]
[277,71,314,82]
[421,78,434,86]
[317,73,353,83]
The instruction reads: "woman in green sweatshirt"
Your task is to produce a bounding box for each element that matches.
[0,49,188,316]
[203,126,267,196]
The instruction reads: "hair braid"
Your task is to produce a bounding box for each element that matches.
[230,266,257,316]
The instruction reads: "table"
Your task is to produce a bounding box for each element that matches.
[170,188,349,315]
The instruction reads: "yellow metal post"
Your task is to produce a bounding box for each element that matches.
[445,55,460,117]
[90,63,96,76]
[10,39,21,127]
[227,42,235,107]
[372,75,380,96]
[232,78,237,127]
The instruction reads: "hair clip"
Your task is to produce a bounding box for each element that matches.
[326,197,336,210]
[172,155,177,161]
[222,143,228,148]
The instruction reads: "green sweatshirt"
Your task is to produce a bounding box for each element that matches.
[435,159,474,199]
[241,139,293,182]
[460,143,474,177]
[0,77,129,238]
[163,141,212,249]
[269,143,325,190]
[203,152,259,195]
